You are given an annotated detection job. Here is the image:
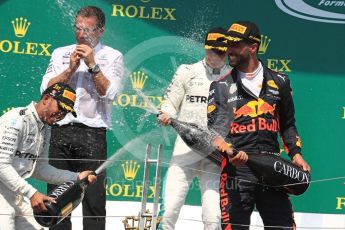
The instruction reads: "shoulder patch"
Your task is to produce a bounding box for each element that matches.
[267,80,279,89]
[207,105,216,114]
[276,73,287,82]
[19,109,27,116]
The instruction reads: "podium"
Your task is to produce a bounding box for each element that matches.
[122,144,162,230]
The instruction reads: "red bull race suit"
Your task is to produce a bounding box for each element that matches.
[207,63,301,229]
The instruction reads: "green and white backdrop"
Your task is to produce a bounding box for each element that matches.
[0,0,345,229]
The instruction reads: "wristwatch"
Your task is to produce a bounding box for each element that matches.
[88,64,100,74]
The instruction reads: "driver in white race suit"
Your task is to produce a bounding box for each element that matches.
[157,28,231,230]
[0,83,96,230]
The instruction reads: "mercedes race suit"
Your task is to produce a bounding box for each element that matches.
[159,59,231,230]
[0,102,78,229]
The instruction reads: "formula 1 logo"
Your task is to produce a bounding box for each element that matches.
[275,0,345,24]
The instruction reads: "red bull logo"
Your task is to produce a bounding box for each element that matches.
[219,173,230,224]
[231,118,278,134]
[258,101,275,116]
[233,98,276,119]
[231,99,278,134]
[233,101,257,118]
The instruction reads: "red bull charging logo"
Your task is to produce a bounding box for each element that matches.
[231,98,278,134]
[233,98,276,119]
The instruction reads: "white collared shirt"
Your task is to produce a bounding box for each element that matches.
[238,62,264,97]
[40,42,124,128]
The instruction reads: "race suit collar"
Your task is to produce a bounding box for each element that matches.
[202,59,228,76]
[28,101,45,131]
[231,59,270,99]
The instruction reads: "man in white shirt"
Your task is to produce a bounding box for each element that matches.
[157,27,231,230]
[0,82,96,230]
[40,6,124,230]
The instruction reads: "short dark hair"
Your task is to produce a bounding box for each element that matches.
[76,6,105,28]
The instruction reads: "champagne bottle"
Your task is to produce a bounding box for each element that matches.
[169,118,310,195]
[246,152,311,195]
[170,118,223,164]
[34,176,91,227]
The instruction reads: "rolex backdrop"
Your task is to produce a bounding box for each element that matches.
[1,0,345,229]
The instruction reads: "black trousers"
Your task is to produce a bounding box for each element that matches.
[220,159,295,230]
[48,123,107,230]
